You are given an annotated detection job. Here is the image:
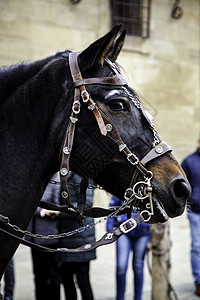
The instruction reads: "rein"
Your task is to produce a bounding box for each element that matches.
[0,51,172,253]
[0,213,144,253]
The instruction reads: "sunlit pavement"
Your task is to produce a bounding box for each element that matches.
[1,210,196,300]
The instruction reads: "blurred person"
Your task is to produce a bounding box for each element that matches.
[181,137,200,296]
[27,172,61,300]
[59,172,96,300]
[107,196,151,300]
[0,258,15,300]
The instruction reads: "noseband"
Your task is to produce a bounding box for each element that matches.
[60,52,172,222]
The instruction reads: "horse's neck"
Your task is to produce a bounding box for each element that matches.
[0,56,55,104]
[3,55,71,147]
[0,56,71,222]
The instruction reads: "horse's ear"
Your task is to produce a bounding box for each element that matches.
[109,29,126,61]
[78,24,126,73]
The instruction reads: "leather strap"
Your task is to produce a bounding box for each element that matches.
[59,114,80,217]
[128,141,172,197]
[0,214,144,253]
[69,52,107,136]
[39,201,131,217]
[73,74,127,87]
[141,141,172,165]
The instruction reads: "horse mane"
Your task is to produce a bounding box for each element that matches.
[0,51,69,104]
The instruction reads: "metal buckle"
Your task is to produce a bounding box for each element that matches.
[72,100,81,114]
[127,153,139,165]
[81,90,90,103]
[120,218,137,233]
[140,210,152,222]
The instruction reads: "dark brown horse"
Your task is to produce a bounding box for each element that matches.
[0,24,190,278]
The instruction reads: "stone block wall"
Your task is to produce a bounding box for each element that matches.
[0,0,199,162]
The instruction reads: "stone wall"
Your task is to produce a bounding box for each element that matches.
[119,0,200,161]
[0,0,199,162]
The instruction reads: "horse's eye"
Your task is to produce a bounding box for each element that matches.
[108,100,124,111]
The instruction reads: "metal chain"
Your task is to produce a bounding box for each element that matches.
[122,86,141,109]
[122,86,160,146]
[5,174,154,240]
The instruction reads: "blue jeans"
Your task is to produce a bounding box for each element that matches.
[116,234,150,300]
[188,211,200,285]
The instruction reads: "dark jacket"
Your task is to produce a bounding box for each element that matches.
[181,149,200,213]
[59,172,96,263]
[106,196,150,239]
[26,173,60,247]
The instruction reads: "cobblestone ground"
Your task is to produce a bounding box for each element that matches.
[2,211,199,300]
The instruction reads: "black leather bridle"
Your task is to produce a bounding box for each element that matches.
[59,52,172,223]
[0,52,172,253]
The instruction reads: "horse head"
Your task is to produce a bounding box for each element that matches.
[62,24,191,223]
[0,23,191,280]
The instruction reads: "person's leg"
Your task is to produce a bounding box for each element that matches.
[131,235,150,300]
[4,258,15,300]
[75,261,94,300]
[188,211,200,293]
[116,234,131,300]
[46,253,60,300]
[60,262,77,300]
[31,249,49,300]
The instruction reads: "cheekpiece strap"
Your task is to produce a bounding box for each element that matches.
[69,52,107,136]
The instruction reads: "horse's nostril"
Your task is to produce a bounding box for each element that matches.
[170,177,191,203]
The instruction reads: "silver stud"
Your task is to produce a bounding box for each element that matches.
[155,146,163,154]
[60,168,68,176]
[61,191,68,198]
[70,116,78,123]
[106,124,113,132]
[84,244,92,249]
[105,233,114,240]
[68,207,76,213]
[88,103,96,110]
[119,144,126,152]
[63,147,70,155]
